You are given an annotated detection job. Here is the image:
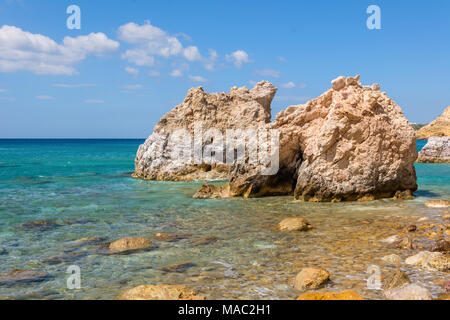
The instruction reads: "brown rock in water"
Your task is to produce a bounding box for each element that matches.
[0,270,49,286]
[133,81,277,181]
[191,236,218,246]
[197,75,418,202]
[160,262,196,273]
[193,183,230,199]
[293,268,330,290]
[443,280,450,293]
[297,290,364,300]
[431,239,450,253]
[385,284,432,300]
[20,220,61,230]
[382,269,410,291]
[404,224,417,232]
[425,199,450,208]
[116,284,206,300]
[152,233,190,242]
[416,106,450,139]
[387,236,414,250]
[109,237,152,254]
[405,251,450,272]
[278,218,312,232]
[417,137,450,163]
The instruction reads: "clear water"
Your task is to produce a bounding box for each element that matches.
[0,139,448,300]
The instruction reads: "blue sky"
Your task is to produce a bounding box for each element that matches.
[0,0,449,138]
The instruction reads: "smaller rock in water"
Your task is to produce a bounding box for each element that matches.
[443,281,450,293]
[43,251,87,265]
[294,268,330,290]
[193,183,230,199]
[73,236,107,245]
[384,283,432,300]
[116,284,206,300]
[191,236,218,246]
[382,269,410,291]
[20,220,61,231]
[278,218,312,232]
[152,233,190,242]
[108,237,152,254]
[0,247,7,255]
[160,262,196,273]
[0,270,49,286]
[297,290,364,300]
[431,239,450,253]
[405,251,450,272]
[404,224,417,232]
[381,254,402,266]
[417,137,450,163]
[425,199,450,208]
[386,236,414,250]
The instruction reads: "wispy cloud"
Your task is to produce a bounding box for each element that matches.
[125,66,139,77]
[279,82,307,89]
[0,88,7,92]
[170,69,183,77]
[148,70,160,77]
[36,95,54,100]
[188,75,208,83]
[122,84,143,90]
[255,69,280,78]
[226,50,252,68]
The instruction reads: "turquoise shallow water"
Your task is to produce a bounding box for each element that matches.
[0,139,449,300]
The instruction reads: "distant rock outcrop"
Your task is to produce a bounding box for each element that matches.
[417,136,450,163]
[198,75,418,202]
[133,82,277,181]
[416,106,450,139]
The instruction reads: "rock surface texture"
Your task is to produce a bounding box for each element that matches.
[196,75,418,202]
[416,106,450,139]
[297,290,364,300]
[133,82,277,181]
[417,137,450,163]
[116,284,205,300]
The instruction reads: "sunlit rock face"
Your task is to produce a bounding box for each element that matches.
[198,75,418,202]
[133,81,277,181]
[417,137,450,163]
[416,106,450,139]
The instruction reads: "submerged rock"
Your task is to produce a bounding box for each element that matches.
[405,251,450,272]
[195,75,418,202]
[20,220,61,231]
[293,268,330,290]
[444,280,450,293]
[416,106,450,139]
[417,137,450,163]
[116,284,206,300]
[382,269,410,291]
[297,290,364,300]
[152,233,190,242]
[43,251,87,265]
[0,270,49,286]
[381,254,402,266]
[425,199,450,208]
[133,81,277,181]
[384,283,432,300]
[431,239,450,253]
[73,236,107,245]
[108,237,152,254]
[160,262,196,273]
[278,218,312,232]
[0,247,7,255]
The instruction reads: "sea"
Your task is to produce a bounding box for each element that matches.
[0,139,448,300]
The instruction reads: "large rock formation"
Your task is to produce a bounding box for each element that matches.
[198,75,418,201]
[417,136,450,163]
[133,82,277,181]
[416,106,450,139]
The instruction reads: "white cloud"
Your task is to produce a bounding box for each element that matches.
[125,66,139,76]
[204,49,218,71]
[278,56,286,62]
[170,69,183,77]
[122,84,143,90]
[183,46,202,61]
[84,99,104,104]
[255,69,280,78]
[226,50,251,68]
[0,88,7,92]
[121,49,155,66]
[36,95,54,100]
[188,75,208,83]
[0,25,119,75]
[280,82,296,89]
[148,70,160,77]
